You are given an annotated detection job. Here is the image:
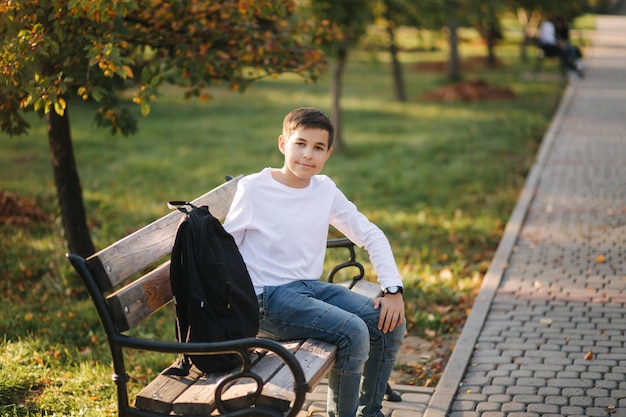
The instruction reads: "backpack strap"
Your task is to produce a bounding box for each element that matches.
[167,201,199,214]
[168,204,198,376]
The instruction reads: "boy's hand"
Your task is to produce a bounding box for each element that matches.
[373,293,405,333]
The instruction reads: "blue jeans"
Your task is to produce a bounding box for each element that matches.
[257,280,405,417]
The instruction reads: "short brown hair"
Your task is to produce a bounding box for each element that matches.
[282,107,335,149]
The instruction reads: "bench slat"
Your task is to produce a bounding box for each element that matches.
[171,372,226,415]
[107,262,172,332]
[134,362,204,414]
[339,279,383,298]
[266,339,337,396]
[87,176,242,292]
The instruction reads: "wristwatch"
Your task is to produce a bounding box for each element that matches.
[383,286,403,295]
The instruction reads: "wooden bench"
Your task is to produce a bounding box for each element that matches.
[66,175,386,417]
[533,37,567,75]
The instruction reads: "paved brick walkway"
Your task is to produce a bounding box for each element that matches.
[301,11,626,417]
[424,12,626,417]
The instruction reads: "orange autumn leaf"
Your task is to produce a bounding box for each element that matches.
[584,350,594,360]
[595,254,605,263]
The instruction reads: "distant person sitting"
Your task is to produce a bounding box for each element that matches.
[537,17,583,78]
[554,16,584,71]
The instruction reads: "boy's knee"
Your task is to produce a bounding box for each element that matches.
[339,316,370,358]
[389,320,406,348]
[351,318,370,346]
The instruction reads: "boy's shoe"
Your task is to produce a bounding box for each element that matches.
[576,59,585,71]
[385,384,402,402]
[567,69,585,80]
[574,60,585,78]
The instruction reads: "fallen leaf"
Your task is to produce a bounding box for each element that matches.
[606,406,616,414]
[539,318,553,325]
[584,350,594,360]
[439,268,453,279]
[596,254,606,263]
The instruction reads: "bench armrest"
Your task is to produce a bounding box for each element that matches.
[115,334,296,360]
[326,238,364,285]
[115,333,308,383]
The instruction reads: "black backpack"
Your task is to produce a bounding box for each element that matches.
[169,202,259,374]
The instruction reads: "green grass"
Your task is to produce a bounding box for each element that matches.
[0,35,567,414]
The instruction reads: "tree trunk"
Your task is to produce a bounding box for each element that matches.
[486,7,499,68]
[331,47,348,152]
[487,29,497,68]
[387,24,407,102]
[520,30,531,64]
[448,19,462,81]
[46,106,95,258]
[517,8,542,64]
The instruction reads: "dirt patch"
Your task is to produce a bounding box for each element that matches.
[0,190,51,225]
[389,334,456,388]
[421,78,516,102]
[415,56,506,73]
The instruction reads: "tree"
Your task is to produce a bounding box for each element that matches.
[1,0,327,257]
[472,0,506,68]
[374,0,421,102]
[415,0,465,81]
[416,0,509,80]
[310,0,374,151]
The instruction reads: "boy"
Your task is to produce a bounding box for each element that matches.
[223,107,405,417]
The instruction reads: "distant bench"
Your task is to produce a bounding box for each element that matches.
[67,175,387,417]
[532,37,571,75]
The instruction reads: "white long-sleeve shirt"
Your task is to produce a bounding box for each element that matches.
[223,168,403,295]
[538,20,557,45]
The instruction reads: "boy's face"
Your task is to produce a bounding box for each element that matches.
[277,127,333,188]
